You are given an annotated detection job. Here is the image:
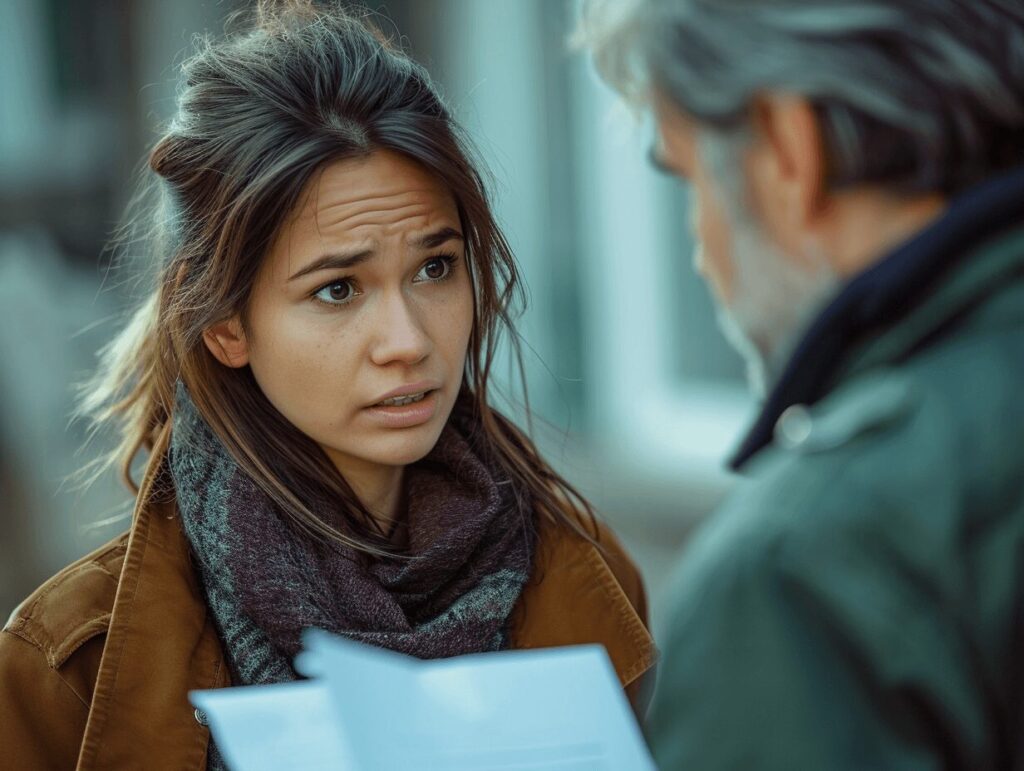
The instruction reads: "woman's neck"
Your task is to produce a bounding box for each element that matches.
[337,459,407,543]
[320,444,412,545]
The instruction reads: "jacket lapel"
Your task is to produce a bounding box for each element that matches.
[77,424,228,770]
[509,516,657,690]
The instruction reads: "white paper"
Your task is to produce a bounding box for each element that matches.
[190,632,655,771]
[190,680,359,770]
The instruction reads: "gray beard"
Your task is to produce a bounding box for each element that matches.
[713,227,840,399]
[696,132,841,399]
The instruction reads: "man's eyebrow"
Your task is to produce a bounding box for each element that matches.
[647,146,676,175]
[288,250,373,281]
[416,226,464,249]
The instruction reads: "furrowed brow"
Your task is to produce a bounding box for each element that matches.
[287,250,374,281]
[415,227,464,250]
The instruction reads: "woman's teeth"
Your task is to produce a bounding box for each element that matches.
[376,391,429,407]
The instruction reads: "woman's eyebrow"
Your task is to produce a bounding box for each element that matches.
[288,250,373,281]
[415,226,464,249]
[287,227,464,282]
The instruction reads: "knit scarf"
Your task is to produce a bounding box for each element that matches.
[168,384,535,691]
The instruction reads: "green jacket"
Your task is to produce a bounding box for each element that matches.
[649,170,1024,770]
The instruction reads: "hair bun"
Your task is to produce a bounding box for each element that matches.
[148,135,176,178]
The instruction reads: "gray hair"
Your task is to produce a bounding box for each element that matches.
[582,0,1024,194]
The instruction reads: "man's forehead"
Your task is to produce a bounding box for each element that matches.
[651,96,698,174]
[651,91,695,129]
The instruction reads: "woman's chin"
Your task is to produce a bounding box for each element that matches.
[332,425,446,470]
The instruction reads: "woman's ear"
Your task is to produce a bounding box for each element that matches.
[203,316,250,368]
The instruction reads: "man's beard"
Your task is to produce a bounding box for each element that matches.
[697,132,841,398]
[710,229,839,398]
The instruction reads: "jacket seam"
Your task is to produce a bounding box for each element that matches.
[53,616,111,669]
[14,560,119,626]
[6,613,112,671]
[1,626,46,664]
[52,663,92,710]
[1,629,92,711]
[7,558,119,668]
[90,558,123,583]
[5,617,45,654]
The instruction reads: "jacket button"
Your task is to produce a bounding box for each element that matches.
[194,707,209,727]
[775,404,814,450]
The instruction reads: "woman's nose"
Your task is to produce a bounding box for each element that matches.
[368,290,432,367]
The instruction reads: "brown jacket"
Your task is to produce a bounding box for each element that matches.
[1,424,657,770]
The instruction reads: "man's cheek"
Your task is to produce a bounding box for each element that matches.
[692,243,708,277]
[701,228,738,305]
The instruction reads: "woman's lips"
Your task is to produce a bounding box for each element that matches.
[363,389,439,428]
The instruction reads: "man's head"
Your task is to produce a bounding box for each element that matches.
[581,0,1024,393]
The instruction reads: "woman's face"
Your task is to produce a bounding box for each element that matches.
[207,150,475,480]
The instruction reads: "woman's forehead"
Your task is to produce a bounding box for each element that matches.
[272,151,461,261]
[308,150,456,223]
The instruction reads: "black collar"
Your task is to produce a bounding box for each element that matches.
[730,165,1024,471]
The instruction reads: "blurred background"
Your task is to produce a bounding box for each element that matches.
[1,0,754,642]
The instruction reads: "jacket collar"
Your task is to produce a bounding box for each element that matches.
[77,425,654,769]
[509,516,657,690]
[731,164,1024,470]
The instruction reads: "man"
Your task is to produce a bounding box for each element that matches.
[581,1,1024,768]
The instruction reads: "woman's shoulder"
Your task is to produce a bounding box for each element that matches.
[535,504,649,622]
[515,503,656,709]
[3,532,128,669]
[1,533,128,768]
[589,517,649,624]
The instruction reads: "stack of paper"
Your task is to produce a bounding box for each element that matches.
[190,630,655,770]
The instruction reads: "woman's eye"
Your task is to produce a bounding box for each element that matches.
[415,255,455,283]
[313,280,357,305]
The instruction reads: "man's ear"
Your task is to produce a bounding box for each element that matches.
[203,316,250,368]
[749,94,829,233]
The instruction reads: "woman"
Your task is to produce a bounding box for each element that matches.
[0,2,655,769]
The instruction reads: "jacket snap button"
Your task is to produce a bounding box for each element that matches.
[775,404,814,449]
[194,707,209,727]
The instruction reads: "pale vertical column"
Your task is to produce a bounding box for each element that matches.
[427,0,561,421]
[567,55,677,442]
[0,0,56,181]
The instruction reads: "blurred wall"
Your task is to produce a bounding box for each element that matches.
[1,0,245,618]
[1,0,751,642]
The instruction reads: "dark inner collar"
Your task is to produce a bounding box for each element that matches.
[730,164,1024,471]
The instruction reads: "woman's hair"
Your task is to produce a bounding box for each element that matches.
[80,0,597,553]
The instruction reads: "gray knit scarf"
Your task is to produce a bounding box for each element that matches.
[168,382,534,702]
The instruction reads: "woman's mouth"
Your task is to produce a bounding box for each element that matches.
[364,389,439,428]
[374,391,429,407]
